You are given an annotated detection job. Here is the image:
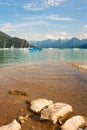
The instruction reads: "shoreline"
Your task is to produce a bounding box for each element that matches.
[0,62,87,130]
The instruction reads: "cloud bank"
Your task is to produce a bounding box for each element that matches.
[23,0,64,11]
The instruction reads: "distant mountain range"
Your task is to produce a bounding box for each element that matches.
[30,38,87,49]
[0,31,87,49]
[0,31,31,48]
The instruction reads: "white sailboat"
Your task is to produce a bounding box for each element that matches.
[20,40,29,52]
[73,39,79,51]
[20,39,24,50]
[10,44,14,50]
[3,40,9,50]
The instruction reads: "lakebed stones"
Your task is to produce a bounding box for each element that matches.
[0,119,21,130]
[40,103,73,124]
[30,98,53,113]
[17,115,29,124]
[1,97,86,130]
[9,89,28,96]
[61,115,87,130]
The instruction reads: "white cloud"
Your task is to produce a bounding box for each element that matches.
[46,31,69,40]
[0,2,11,6]
[48,0,63,6]
[25,31,69,41]
[35,33,42,37]
[84,33,87,38]
[22,31,69,41]
[0,2,16,6]
[12,20,49,28]
[0,21,70,40]
[0,23,13,32]
[23,0,64,11]
[0,20,50,41]
[46,34,58,40]
[1,14,74,35]
[49,15,73,21]
[23,1,45,11]
[0,20,50,32]
[24,14,74,22]
[60,32,67,35]
[83,25,87,29]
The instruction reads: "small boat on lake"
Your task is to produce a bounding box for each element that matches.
[28,47,42,52]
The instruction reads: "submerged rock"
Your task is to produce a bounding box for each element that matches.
[30,98,53,113]
[61,115,87,130]
[40,103,73,124]
[0,119,21,130]
[9,89,28,96]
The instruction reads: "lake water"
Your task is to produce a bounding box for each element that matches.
[0,48,87,67]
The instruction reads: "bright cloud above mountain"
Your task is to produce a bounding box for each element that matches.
[84,25,87,29]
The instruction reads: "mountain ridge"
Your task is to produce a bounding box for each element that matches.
[0,31,87,48]
[30,37,87,48]
[0,31,30,48]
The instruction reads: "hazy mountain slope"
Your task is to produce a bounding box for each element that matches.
[30,38,87,48]
[0,31,29,48]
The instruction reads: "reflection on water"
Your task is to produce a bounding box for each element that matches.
[0,48,87,67]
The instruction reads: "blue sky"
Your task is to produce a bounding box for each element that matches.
[0,0,87,41]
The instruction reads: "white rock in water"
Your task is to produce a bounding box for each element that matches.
[61,115,86,130]
[18,115,29,124]
[0,119,21,130]
[40,103,73,124]
[30,98,53,113]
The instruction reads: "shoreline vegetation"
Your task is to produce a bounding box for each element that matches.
[0,62,87,130]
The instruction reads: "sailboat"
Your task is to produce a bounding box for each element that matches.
[10,44,14,50]
[73,39,79,51]
[3,40,9,50]
[20,40,29,52]
[20,39,25,50]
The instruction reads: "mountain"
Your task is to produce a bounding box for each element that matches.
[30,37,87,49]
[1,31,87,49]
[63,37,81,48]
[30,39,67,48]
[0,31,30,48]
[79,39,87,48]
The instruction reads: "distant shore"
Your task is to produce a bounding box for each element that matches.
[0,62,87,130]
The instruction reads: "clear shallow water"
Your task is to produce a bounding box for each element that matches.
[0,48,87,67]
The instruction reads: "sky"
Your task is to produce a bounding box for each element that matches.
[0,0,87,41]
